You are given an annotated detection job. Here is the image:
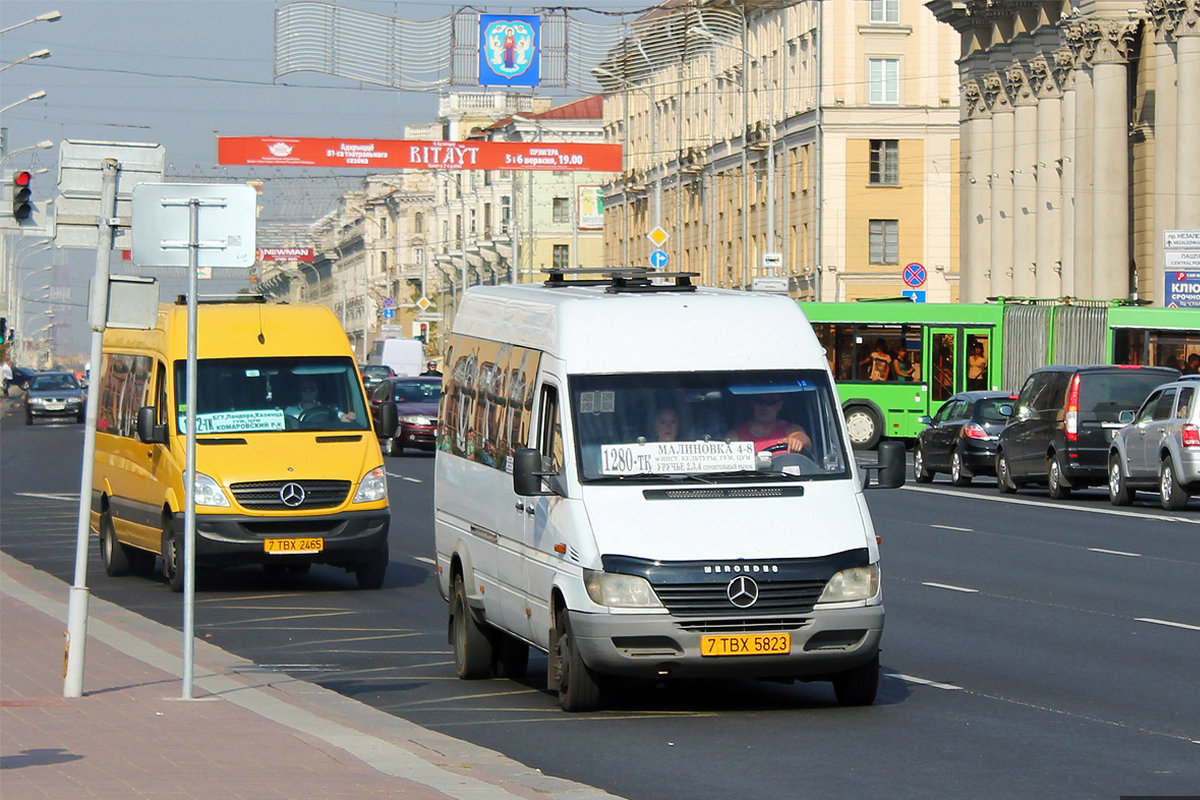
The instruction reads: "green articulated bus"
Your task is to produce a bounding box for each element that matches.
[799,298,1200,449]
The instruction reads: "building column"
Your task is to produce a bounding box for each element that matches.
[962,79,992,303]
[1031,54,1064,298]
[1089,18,1137,301]
[986,70,1015,297]
[1058,48,1078,298]
[1176,25,1200,229]
[1008,62,1039,296]
[1150,22,1177,273]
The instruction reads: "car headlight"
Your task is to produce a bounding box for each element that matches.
[353,466,388,503]
[400,414,433,426]
[193,472,230,508]
[817,564,880,605]
[583,569,663,608]
[30,397,47,405]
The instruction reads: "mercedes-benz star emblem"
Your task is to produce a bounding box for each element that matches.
[726,575,759,608]
[279,482,306,507]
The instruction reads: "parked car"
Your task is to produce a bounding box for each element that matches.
[360,363,396,391]
[995,364,1180,498]
[1108,374,1200,509]
[370,376,441,455]
[24,371,86,425]
[913,391,1015,486]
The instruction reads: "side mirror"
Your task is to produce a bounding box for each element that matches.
[859,440,906,489]
[1118,409,1134,424]
[513,447,554,496]
[999,403,1013,418]
[917,415,932,426]
[377,402,399,437]
[136,405,167,444]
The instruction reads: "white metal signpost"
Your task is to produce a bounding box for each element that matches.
[132,182,257,699]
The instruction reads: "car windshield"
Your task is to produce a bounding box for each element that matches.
[174,356,369,434]
[30,374,79,391]
[570,370,850,483]
[393,379,440,403]
[974,398,1012,423]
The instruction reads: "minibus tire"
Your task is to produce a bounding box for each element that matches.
[355,557,387,590]
[162,521,184,593]
[493,634,530,680]
[99,511,130,577]
[451,573,493,679]
[555,612,600,712]
[832,653,879,706]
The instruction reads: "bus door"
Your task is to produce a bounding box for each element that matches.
[929,328,993,405]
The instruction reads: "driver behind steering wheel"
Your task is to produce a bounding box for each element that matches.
[725,394,811,455]
[284,379,356,423]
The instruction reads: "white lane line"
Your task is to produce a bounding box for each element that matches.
[921,581,980,594]
[902,484,1200,524]
[1087,547,1141,557]
[931,524,973,532]
[1136,617,1200,632]
[385,472,423,482]
[413,556,436,566]
[14,492,79,502]
[889,673,962,691]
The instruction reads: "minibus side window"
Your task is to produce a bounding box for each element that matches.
[155,361,168,428]
[537,384,565,494]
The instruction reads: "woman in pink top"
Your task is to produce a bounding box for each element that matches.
[726,395,812,454]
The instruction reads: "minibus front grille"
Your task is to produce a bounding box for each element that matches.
[230,480,351,510]
[674,617,811,634]
[653,579,827,617]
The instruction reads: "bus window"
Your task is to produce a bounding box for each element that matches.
[967,334,989,391]
[931,333,955,401]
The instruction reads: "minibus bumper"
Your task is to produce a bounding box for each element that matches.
[568,604,883,680]
[176,509,390,568]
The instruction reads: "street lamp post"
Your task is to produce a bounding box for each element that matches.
[0,49,51,73]
[0,90,48,115]
[0,10,62,36]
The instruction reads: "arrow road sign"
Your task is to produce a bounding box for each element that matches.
[649,249,669,269]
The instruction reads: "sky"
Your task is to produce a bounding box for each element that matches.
[1,0,637,358]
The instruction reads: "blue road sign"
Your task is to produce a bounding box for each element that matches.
[1165,270,1200,308]
[382,307,395,320]
[649,249,669,269]
[903,262,926,288]
[902,290,927,303]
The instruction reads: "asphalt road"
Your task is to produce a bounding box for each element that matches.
[2,400,1198,800]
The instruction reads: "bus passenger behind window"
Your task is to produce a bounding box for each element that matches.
[861,340,892,382]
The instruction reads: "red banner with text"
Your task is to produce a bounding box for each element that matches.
[217,136,622,172]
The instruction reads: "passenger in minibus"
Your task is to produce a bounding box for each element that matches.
[726,394,812,454]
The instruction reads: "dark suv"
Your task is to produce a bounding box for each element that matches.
[995,365,1180,498]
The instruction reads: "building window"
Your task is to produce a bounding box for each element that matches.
[553,197,571,224]
[869,140,899,185]
[553,244,569,268]
[414,212,424,233]
[500,196,511,233]
[869,59,900,105]
[869,219,899,264]
[869,0,899,24]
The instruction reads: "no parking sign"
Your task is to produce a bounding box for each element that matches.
[902,262,926,288]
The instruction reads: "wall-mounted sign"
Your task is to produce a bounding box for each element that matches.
[217,136,621,173]
[577,185,603,229]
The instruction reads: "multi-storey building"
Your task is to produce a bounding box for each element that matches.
[598,0,961,301]
[929,0,1200,306]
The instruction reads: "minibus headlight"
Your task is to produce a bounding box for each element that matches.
[353,466,388,503]
[193,472,230,508]
[583,570,663,608]
[817,564,880,604]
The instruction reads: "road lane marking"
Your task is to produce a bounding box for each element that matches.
[413,556,436,566]
[931,524,973,532]
[902,484,1200,524]
[1136,617,1200,632]
[889,673,962,691]
[1087,547,1141,557]
[386,472,423,483]
[14,492,79,502]
[921,581,979,593]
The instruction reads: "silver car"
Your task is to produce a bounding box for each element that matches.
[23,371,86,425]
[1108,375,1200,510]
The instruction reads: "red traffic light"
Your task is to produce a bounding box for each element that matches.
[11,171,34,222]
[14,171,32,187]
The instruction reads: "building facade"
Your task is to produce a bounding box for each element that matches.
[929,0,1200,305]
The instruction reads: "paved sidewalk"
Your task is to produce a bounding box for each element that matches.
[1,553,623,800]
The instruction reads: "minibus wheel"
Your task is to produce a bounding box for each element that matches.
[554,610,601,712]
[162,521,184,593]
[99,510,130,577]
[493,634,529,680]
[832,653,879,706]
[355,558,387,590]
[451,573,493,679]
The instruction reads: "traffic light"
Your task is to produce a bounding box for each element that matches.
[418,322,428,343]
[11,171,33,222]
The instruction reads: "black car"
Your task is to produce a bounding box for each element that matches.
[995,364,1180,498]
[913,391,1015,486]
[369,376,441,455]
[24,371,86,425]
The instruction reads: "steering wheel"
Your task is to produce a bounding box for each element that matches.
[298,405,336,425]
[761,441,818,472]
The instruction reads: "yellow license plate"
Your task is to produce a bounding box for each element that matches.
[701,632,791,657]
[263,537,323,555]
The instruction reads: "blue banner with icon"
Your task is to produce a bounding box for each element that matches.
[479,15,540,87]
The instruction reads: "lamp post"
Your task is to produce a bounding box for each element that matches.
[0,10,62,36]
[0,90,48,115]
[0,49,51,73]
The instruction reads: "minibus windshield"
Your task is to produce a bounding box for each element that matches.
[570,370,850,483]
[174,356,370,434]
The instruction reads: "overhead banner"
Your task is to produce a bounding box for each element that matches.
[217,136,621,173]
[479,15,540,87]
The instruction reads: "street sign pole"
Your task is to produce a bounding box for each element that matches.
[64,158,119,698]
